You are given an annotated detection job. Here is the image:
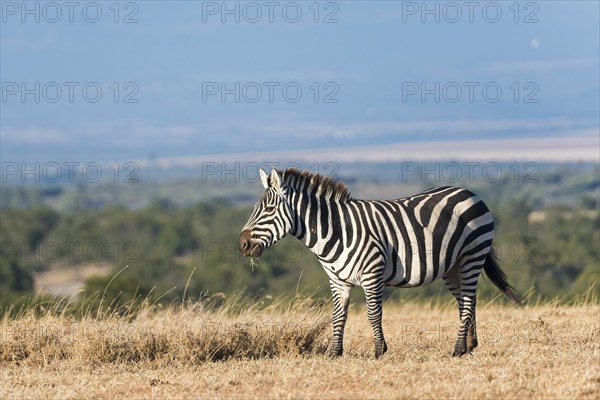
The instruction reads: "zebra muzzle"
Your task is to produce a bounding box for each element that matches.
[238,230,263,257]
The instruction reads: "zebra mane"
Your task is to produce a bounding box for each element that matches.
[282,168,352,202]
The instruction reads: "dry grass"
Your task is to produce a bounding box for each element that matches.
[1,296,599,399]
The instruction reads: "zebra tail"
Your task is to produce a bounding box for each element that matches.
[483,249,523,305]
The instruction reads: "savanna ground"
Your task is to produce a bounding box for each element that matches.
[1,296,599,399]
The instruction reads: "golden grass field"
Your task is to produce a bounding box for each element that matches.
[1,296,599,399]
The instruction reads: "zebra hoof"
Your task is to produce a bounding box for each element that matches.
[452,347,467,357]
[326,344,343,358]
[374,340,388,359]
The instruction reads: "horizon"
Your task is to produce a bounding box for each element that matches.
[2,1,599,164]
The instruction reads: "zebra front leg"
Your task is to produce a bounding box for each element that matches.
[363,282,387,358]
[326,281,352,358]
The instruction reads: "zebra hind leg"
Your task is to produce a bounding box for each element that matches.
[452,295,477,357]
[466,303,478,351]
[443,265,480,357]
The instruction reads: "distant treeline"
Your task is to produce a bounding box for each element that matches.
[2,161,598,212]
[1,164,598,314]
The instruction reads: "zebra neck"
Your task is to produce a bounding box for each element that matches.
[288,191,349,258]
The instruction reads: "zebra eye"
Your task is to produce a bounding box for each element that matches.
[264,206,276,213]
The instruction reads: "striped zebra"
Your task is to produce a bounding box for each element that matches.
[238,168,521,358]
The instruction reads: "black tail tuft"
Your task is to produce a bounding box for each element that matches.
[484,249,523,305]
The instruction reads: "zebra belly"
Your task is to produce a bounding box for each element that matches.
[382,227,460,288]
[319,257,363,286]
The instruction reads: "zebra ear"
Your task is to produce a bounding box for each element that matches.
[259,169,269,189]
[270,168,283,190]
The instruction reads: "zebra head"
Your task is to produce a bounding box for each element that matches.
[238,168,294,258]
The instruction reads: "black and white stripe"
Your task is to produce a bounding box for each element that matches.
[239,168,520,358]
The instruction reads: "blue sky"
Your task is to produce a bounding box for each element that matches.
[1,1,599,163]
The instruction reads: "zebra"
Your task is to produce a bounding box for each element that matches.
[238,167,521,358]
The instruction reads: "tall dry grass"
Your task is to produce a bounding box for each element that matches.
[1,289,599,399]
[0,292,330,366]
